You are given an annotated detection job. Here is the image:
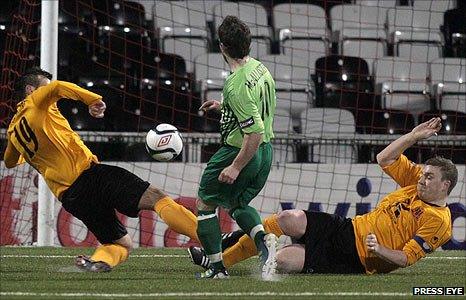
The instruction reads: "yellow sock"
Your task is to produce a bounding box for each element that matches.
[90,244,129,268]
[154,196,199,241]
[223,234,256,267]
[223,214,284,268]
[263,214,284,237]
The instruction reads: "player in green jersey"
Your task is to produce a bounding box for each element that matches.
[194,16,278,280]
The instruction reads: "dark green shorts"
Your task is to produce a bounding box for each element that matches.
[198,143,273,209]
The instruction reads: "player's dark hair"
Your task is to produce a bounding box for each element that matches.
[425,156,458,195]
[218,15,251,59]
[12,67,52,102]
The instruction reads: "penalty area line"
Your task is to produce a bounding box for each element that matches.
[0,291,412,298]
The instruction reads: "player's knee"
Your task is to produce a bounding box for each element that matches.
[138,185,168,210]
[277,210,306,238]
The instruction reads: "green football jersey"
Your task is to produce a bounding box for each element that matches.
[220,58,276,148]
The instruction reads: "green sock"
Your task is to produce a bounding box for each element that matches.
[197,210,224,270]
[231,206,266,250]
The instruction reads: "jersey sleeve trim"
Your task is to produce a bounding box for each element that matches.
[413,235,433,254]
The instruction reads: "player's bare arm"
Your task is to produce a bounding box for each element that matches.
[218,132,262,184]
[376,117,442,167]
[199,100,221,112]
[366,233,408,267]
[4,139,21,169]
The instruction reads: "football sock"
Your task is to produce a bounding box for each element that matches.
[90,244,128,267]
[231,206,265,250]
[154,196,198,241]
[263,214,284,237]
[197,210,224,270]
[223,214,283,268]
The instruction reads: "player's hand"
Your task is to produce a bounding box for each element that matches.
[199,100,220,112]
[218,165,240,184]
[411,117,441,140]
[366,233,380,253]
[89,100,106,118]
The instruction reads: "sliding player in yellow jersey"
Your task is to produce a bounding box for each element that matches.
[4,67,199,272]
[189,117,458,274]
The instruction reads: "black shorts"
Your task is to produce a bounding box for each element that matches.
[60,163,150,244]
[296,210,365,274]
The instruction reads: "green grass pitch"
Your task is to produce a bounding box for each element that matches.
[1,247,464,299]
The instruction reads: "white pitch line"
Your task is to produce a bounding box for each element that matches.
[0,254,187,258]
[0,254,464,260]
[0,291,412,298]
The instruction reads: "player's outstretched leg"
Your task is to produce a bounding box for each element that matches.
[75,255,112,273]
[76,242,129,272]
[139,186,199,241]
[230,206,278,280]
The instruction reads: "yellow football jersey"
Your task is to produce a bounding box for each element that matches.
[352,155,452,274]
[7,80,102,198]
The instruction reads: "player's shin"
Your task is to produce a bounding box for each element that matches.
[223,214,284,267]
[197,210,225,271]
[231,206,265,248]
[90,244,129,267]
[154,196,198,241]
[223,234,257,267]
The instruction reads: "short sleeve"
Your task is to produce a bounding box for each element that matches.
[402,213,451,266]
[382,154,423,187]
[229,85,264,134]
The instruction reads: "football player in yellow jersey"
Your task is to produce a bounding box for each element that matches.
[4,67,200,272]
[189,117,458,274]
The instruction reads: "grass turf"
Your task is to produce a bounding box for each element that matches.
[0,247,464,299]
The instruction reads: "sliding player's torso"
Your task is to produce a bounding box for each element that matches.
[7,83,98,198]
[353,185,451,273]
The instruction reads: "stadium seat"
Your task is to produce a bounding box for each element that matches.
[443,8,466,57]
[141,52,188,83]
[273,108,296,163]
[357,109,417,163]
[261,55,314,122]
[213,2,272,57]
[387,7,444,62]
[419,110,466,135]
[374,57,431,115]
[194,53,229,94]
[89,1,150,72]
[153,1,210,73]
[418,110,466,164]
[354,0,397,8]
[330,5,387,73]
[430,58,466,114]
[300,108,357,163]
[58,2,93,80]
[361,109,416,135]
[412,0,456,13]
[274,3,329,60]
[280,40,327,73]
[314,55,375,132]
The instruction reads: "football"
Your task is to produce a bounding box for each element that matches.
[145,124,183,161]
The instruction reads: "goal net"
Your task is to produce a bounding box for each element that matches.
[1,0,465,250]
